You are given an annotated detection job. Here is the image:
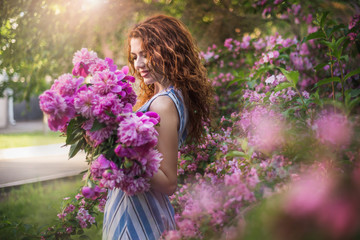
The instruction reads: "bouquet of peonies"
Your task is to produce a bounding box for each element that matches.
[39,48,162,196]
[39,48,162,238]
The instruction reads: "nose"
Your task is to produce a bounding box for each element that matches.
[134,56,146,70]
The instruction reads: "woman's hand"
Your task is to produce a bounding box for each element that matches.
[148,95,179,196]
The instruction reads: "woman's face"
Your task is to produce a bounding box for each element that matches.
[130,38,161,85]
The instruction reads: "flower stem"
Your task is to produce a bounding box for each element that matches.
[295,87,308,111]
[337,59,345,102]
[330,54,335,102]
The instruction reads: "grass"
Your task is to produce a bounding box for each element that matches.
[0,131,65,149]
[0,176,103,239]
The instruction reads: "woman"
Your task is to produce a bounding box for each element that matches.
[103,15,213,240]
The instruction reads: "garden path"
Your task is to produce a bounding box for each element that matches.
[0,144,88,188]
[0,121,88,188]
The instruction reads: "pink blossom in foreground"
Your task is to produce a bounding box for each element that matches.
[284,170,333,216]
[239,106,285,152]
[312,111,352,148]
[282,165,360,238]
[163,230,182,240]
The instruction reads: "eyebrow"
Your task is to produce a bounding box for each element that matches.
[131,50,146,55]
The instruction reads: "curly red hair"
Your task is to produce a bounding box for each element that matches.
[128,15,213,143]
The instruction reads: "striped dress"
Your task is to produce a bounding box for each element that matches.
[102,86,188,240]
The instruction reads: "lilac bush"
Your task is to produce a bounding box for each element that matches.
[162,5,360,240]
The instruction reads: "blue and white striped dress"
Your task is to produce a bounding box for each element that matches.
[102,86,188,240]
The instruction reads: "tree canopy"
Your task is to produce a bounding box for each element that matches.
[0,0,358,101]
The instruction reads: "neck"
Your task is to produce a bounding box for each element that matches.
[153,81,169,94]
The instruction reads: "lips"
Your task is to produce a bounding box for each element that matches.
[140,70,150,78]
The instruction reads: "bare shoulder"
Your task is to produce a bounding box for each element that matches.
[149,95,177,115]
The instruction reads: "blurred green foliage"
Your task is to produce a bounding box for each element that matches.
[0,0,358,102]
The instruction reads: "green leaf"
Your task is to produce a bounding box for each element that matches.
[320,40,335,51]
[282,108,295,117]
[311,89,323,107]
[278,44,296,53]
[350,89,360,97]
[348,97,360,113]
[230,88,243,97]
[344,67,360,81]
[345,90,352,106]
[227,78,247,88]
[90,119,107,132]
[65,119,77,144]
[328,24,346,37]
[335,36,347,48]
[278,67,299,85]
[66,131,83,145]
[313,77,340,88]
[314,63,328,71]
[340,55,349,62]
[105,110,116,118]
[69,140,84,159]
[274,82,293,92]
[278,54,290,60]
[226,151,246,158]
[320,11,329,28]
[79,234,90,239]
[302,30,326,43]
[241,140,248,151]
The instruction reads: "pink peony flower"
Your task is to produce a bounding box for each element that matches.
[90,154,112,179]
[117,113,159,148]
[92,93,124,124]
[74,87,99,118]
[82,186,95,199]
[39,90,71,131]
[72,48,98,77]
[91,70,123,94]
[85,124,115,147]
[88,57,117,74]
[51,74,84,97]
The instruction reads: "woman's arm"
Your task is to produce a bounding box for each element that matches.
[148,95,179,196]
